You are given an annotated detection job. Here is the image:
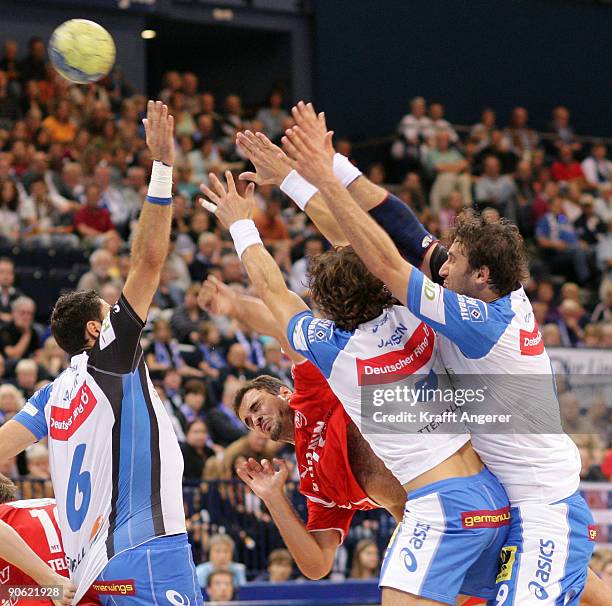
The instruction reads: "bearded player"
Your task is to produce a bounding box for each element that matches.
[281,101,604,606]
[0,102,202,605]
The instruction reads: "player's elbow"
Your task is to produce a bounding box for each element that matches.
[299,561,332,580]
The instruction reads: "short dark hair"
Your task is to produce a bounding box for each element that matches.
[184,379,206,396]
[51,290,104,356]
[0,473,17,504]
[207,569,234,588]
[308,246,395,332]
[448,210,528,296]
[233,375,284,418]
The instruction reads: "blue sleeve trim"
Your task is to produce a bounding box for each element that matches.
[145,195,172,206]
[13,383,52,440]
[369,194,436,266]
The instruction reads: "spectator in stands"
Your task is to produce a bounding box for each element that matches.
[42,99,76,144]
[179,379,207,427]
[578,445,607,482]
[18,37,46,84]
[152,263,184,310]
[14,358,38,399]
[259,340,291,385]
[474,155,518,219]
[391,96,432,167]
[428,101,458,142]
[159,70,182,104]
[197,534,247,588]
[592,282,612,323]
[221,94,244,142]
[76,249,116,292]
[289,236,323,297]
[190,232,221,282]
[0,70,18,127]
[36,335,67,379]
[254,196,290,246]
[220,253,246,286]
[0,180,20,244]
[0,383,24,424]
[547,106,580,153]
[560,392,596,435]
[256,90,289,142]
[25,443,50,480]
[94,163,129,233]
[597,219,612,287]
[582,143,612,191]
[146,317,200,380]
[217,343,258,391]
[181,72,201,115]
[0,40,20,88]
[180,419,217,480]
[556,299,588,347]
[574,194,606,246]
[74,183,115,245]
[536,194,593,285]
[542,323,562,346]
[256,548,294,582]
[171,91,197,138]
[0,258,22,323]
[188,137,222,186]
[504,106,539,156]
[205,570,235,603]
[191,321,229,380]
[205,377,246,448]
[54,162,85,204]
[552,144,585,185]
[349,539,380,580]
[171,284,209,344]
[594,183,612,222]
[470,107,497,152]
[0,296,39,362]
[425,130,471,212]
[601,322,612,347]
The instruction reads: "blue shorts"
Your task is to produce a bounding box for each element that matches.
[487,491,595,606]
[380,468,510,605]
[92,533,203,606]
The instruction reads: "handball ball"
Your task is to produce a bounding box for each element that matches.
[49,19,116,84]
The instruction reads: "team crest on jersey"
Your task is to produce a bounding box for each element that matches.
[50,383,98,441]
[308,318,334,343]
[457,295,484,323]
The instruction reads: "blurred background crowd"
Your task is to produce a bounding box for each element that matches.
[0,37,610,594]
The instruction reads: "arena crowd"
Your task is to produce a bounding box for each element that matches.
[0,37,610,592]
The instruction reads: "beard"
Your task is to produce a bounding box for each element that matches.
[270,419,283,441]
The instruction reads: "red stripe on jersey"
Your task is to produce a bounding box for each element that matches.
[519,324,544,356]
[49,383,98,441]
[356,322,434,385]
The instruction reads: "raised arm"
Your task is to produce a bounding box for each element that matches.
[236,129,348,246]
[200,171,309,336]
[122,100,175,322]
[197,276,305,364]
[282,124,413,305]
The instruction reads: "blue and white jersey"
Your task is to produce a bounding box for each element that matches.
[13,295,186,602]
[287,305,469,486]
[406,268,580,505]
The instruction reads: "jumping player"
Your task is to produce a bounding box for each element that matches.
[0,473,97,606]
[198,276,407,578]
[282,101,600,606]
[200,171,511,605]
[0,102,202,605]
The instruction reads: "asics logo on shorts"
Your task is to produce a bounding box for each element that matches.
[166,590,190,605]
[400,522,430,572]
[528,539,555,600]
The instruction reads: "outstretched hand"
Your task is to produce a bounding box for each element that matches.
[142,100,175,166]
[236,457,289,502]
[197,275,238,316]
[282,101,335,188]
[199,170,256,229]
[237,130,292,186]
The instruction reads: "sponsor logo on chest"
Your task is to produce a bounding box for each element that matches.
[519,324,544,356]
[49,383,98,441]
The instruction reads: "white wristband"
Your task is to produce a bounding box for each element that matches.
[280,170,319,211]
[333,153,362,187]
[147,161,173,199]
[229,219,263,259]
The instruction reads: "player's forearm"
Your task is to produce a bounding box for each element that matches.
[234,293,284,338]
[319,178,412,286]
[0,521,60,586]
[263,494,333,580]
[130,197,172,274]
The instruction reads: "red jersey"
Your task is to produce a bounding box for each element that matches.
[291,361,378,542]
[0,499,99,606]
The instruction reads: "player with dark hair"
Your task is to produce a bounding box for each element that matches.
[0,101,203,605]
